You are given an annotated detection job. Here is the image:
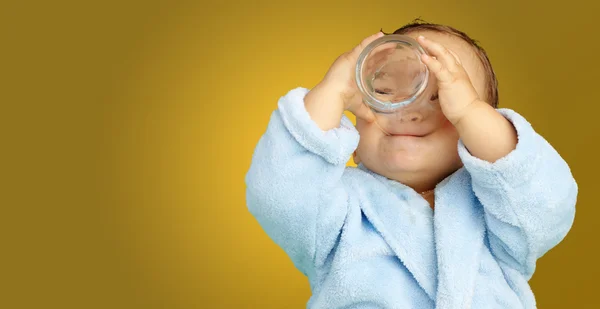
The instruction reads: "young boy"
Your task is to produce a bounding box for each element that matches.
[245,20,577,309]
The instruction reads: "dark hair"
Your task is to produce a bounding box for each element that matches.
[384,18,499,108]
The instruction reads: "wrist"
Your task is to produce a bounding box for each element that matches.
[305,83,345,112]
[304,83,345,131]
[453,100,518,162]
[452,99,489,129]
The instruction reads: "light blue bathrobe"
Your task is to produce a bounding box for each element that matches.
[245,88,577,308]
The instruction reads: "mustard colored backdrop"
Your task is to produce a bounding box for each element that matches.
[3,0,599,308]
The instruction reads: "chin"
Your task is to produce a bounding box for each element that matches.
[379,151,428,174]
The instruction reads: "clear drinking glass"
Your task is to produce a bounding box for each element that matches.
[355,34,442,135]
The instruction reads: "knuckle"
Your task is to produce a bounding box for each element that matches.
[437,63,446,72]
[336,51,349,60]
[438,71,455,84]
[339,52,354,64]
[449,75,458,84]
[360,34,376,47]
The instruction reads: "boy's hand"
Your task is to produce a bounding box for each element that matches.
[305,32,386,131]
[416,35,484,126]
[417,35,518,162]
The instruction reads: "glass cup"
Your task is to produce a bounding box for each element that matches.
[355,34,443,135]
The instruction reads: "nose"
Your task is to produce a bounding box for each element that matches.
[399,111,423,123]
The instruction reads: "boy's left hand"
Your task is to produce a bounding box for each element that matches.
[417,35,518,162]
[417,35,483,126]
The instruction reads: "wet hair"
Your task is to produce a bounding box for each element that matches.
[383,18,499,108]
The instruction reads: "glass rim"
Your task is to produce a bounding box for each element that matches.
[355,34,430,113]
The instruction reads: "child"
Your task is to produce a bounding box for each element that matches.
[245,20,577,309]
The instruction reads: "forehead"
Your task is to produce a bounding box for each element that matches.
[406,30,486,98]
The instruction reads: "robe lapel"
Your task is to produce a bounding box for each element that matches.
[433,168,486,309]
[356,164,438,301]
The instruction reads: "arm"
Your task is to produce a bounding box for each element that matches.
[245,88,359,276]
[454,100,518,162]
[246,32,383,275]
[457,108,577,279]
[416,35,577,278]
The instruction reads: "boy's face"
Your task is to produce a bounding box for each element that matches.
[354,31,488,187]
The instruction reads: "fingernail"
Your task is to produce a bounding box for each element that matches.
[419,35,425,40]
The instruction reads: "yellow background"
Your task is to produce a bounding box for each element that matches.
[2,0,599,308]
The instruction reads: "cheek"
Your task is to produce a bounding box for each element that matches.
[433,121,460,149]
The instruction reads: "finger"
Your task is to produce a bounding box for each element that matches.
[417,35,460,73]
[348,100,376,123]
[365,51,394,77]
[371,41,397,55]
[349,32,385,59]
[447,49,462,65]
[365,43,396,71]
[421,54,455,84]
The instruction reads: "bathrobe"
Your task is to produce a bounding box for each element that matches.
[245,88,577,308]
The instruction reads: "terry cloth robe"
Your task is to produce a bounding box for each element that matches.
[245,88,577,309]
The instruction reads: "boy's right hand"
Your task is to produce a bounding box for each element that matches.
[304,32,385,131]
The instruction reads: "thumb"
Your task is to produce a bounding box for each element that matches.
[348,100,376,123]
